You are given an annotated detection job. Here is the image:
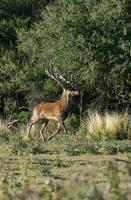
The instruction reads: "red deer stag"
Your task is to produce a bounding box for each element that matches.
[27,66,79,141]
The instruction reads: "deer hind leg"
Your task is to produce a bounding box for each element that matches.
[40,120,48,141]
[27,112,39,139]
[27,121,37,139]
[48,122,61,141]
[27,105,41,139]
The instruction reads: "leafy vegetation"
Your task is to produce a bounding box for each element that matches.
[0,0,130,120]
[17,0,131,111]
[0,111,131,199]
[0,0,131,199]
[0,139,131,199]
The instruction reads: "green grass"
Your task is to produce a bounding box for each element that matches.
[0,112,131,199]
[0,147,131,200]
[0,132,131,200]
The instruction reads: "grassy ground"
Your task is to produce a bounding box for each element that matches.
[0,112,131,199]
[0,135,131,200]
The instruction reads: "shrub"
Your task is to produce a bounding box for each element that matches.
[9,135,28,155]
[18,111,30,123]
[18,0,130,110]
[0,122,11,141]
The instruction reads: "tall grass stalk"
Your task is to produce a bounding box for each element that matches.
[87,111,104,135]
[86,111,130,140]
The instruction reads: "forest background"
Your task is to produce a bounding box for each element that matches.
[0,0,130,121]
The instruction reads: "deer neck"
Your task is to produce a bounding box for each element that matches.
[60,89,72,111]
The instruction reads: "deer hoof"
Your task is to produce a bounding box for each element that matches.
[24,136,31,141]
[48,136,53,141]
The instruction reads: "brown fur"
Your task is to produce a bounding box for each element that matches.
[27,89,79,141]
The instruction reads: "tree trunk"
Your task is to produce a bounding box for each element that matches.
[0,96,4,121]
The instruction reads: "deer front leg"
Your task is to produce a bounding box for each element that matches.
[40,120,48,141]
[61,121,68,134]
[48,122,61,141]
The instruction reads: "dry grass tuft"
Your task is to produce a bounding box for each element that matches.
[105,113,121,135]
[87,110,104,135]
[86,110,130,139]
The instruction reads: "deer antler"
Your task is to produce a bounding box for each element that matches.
[45,65,74,89]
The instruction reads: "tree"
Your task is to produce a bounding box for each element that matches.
[18,0,131,111]
[0,0,51,119]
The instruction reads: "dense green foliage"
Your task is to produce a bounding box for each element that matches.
[0,0,50,118]
[18,0,131,110]
[0,0,130,119]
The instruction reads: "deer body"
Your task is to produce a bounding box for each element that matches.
[32,89,73,122]
[27,88,79,141]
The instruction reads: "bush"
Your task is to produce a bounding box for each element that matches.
[18,0,130,110]
[0,122,11,141]
[9,135,28,155]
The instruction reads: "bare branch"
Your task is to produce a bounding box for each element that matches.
[7,119,20,129]
[115,158,131,164]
